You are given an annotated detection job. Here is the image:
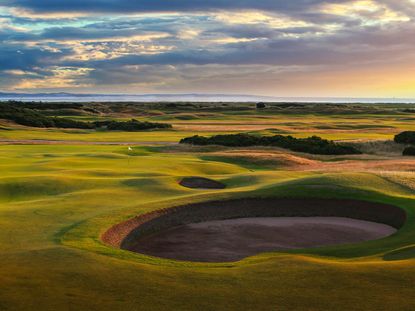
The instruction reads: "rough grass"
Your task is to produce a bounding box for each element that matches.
[345,139,406,156]
[378,172,415,191]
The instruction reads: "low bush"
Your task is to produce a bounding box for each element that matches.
[7,101,84,110]
[403,146,415,156]
[0,103,93,129]
[105,119,172,131]
[394,131,415,144]
[180,133,362,155]
[0,102,172,131]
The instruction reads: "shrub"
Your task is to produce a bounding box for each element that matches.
[403,146,415,156]
[0,103,93,129]
[0,103,171,131]
[105,119,172,131]
[180,133,362,155]
[9,101,83,110]
[394,131,415,144]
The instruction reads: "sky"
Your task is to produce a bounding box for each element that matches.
[1,0,415,97]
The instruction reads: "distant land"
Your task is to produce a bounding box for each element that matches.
[1,92,415,103]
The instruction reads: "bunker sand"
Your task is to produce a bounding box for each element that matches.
[179,177,226,189]
[129,217,396,262]
[103,198,405,263]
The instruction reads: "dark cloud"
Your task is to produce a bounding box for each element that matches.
[0,44,66,71]
[4,0,344,13]
[39,26,167,41]
[205,24,324,39]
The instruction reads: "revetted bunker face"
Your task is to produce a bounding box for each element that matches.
[102,198,406,262]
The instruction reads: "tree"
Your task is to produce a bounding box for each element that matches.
[403,146,415,156]
[394,131,415,144]
[256,102,266,109]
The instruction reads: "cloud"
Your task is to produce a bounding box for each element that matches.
[1,0,415,96]
[3,0,344,14]
[0,44,67,71]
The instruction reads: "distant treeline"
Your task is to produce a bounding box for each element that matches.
[5,100,84,110]
[180,133,362,155]
[0,102,93,129]
[395,131,415,156]
[0,102,171,131]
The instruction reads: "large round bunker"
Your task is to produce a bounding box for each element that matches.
[102,198,406,262]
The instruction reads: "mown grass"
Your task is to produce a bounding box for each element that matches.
[0,145,414,310]
[1,109,415,310]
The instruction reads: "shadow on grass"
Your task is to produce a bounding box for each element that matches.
[383,245,415,261]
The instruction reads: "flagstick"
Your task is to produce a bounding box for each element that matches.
[127,146,131,166]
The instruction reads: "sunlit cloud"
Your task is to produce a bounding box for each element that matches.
[320,0,411,24]
[213,11,312,29]
[9,7,89,19]
[210,37,263,44]
[3,69,38,76]
[13,66,93,90]
[63,41,176,61]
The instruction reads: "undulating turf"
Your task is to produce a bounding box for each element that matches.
[1,105,415,310]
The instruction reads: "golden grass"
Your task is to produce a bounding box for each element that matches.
[379,172,415,191]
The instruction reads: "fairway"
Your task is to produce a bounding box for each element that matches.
[3,0,415,308]
[1,102,415,310]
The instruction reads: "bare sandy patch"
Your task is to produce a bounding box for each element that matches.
[102,198,405,263]
[129,217,396,262]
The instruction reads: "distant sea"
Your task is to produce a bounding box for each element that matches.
[1,93,415,103]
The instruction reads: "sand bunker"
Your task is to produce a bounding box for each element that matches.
[102,198,406,263]
[179,177,226,189]
[129,217,396,262]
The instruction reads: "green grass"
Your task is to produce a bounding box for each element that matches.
[0,145,414,310]
[1,107,415,310]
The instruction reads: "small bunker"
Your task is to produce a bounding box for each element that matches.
[179,177,226,189]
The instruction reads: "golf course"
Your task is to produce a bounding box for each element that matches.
[1,101,415,310]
